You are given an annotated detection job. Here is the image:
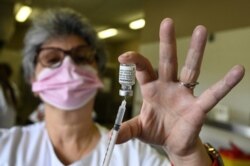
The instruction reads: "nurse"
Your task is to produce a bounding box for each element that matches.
[0,8,244,166]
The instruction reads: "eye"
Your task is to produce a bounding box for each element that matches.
[46,55,61,63]
[39,49,63,67]
[46,56,62,67]
[72,46,95,64]
[73,55,94,64]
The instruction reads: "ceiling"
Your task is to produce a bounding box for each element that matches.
[143,0,250,42]
[1,0,250,49]
[0,0,144,49]
[30,0,144,36]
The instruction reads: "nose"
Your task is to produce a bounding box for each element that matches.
[62,56,75,65]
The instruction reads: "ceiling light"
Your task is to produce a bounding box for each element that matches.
[15,5,32,22]
[129,19,145,30]
[98,28,118,39]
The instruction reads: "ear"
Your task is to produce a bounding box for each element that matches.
[33,92,39,97]
[29,74,36,84]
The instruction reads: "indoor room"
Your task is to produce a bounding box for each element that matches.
[0,0,250,165]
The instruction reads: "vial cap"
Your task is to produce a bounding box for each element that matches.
[119,90,133,96]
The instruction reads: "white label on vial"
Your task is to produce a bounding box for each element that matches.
[119,65,135,85]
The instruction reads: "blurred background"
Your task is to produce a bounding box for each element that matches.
[1,0,250,162]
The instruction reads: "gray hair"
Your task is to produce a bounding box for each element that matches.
[23,8,107,82]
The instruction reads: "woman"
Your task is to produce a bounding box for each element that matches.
[0,63,18,128]
[0,8,245,165]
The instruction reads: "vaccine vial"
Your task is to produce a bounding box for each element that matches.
[119,64,136,96]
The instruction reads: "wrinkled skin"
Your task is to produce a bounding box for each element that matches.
[117,18,245,165]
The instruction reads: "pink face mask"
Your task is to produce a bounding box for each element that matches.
[32,57,103,111]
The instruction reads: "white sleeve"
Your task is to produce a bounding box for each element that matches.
[0,87,11,132]
[0,87,8,128]
[0,87,7,114]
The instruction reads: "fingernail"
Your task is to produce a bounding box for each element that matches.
[227,65,245,86]
[194,25,207,36]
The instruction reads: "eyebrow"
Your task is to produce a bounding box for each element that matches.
[39,44,90,51]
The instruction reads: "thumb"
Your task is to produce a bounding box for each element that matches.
[116,116,141,144]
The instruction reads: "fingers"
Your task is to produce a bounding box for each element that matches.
[116,116,141,144]
[179,25,207,84]
[118,52,157,85]
[198,65,245,113]
[158,18,178,82]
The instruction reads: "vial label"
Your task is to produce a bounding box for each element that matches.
[119,64,135,85]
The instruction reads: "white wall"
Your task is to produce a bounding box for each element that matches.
[133,26,250,125]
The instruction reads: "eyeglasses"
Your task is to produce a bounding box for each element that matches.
[35,45,96,68]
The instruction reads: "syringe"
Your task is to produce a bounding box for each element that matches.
[102,100,127,166]
[102,64,135,166]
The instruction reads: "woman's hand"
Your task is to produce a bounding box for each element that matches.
[117,18,245,165]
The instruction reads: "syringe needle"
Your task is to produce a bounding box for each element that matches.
[102,100,126,166]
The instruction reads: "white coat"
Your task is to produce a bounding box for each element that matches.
[0,122,170,166]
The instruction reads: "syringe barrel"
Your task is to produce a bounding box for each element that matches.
[102,100,127,166]
[114,100,126,125]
